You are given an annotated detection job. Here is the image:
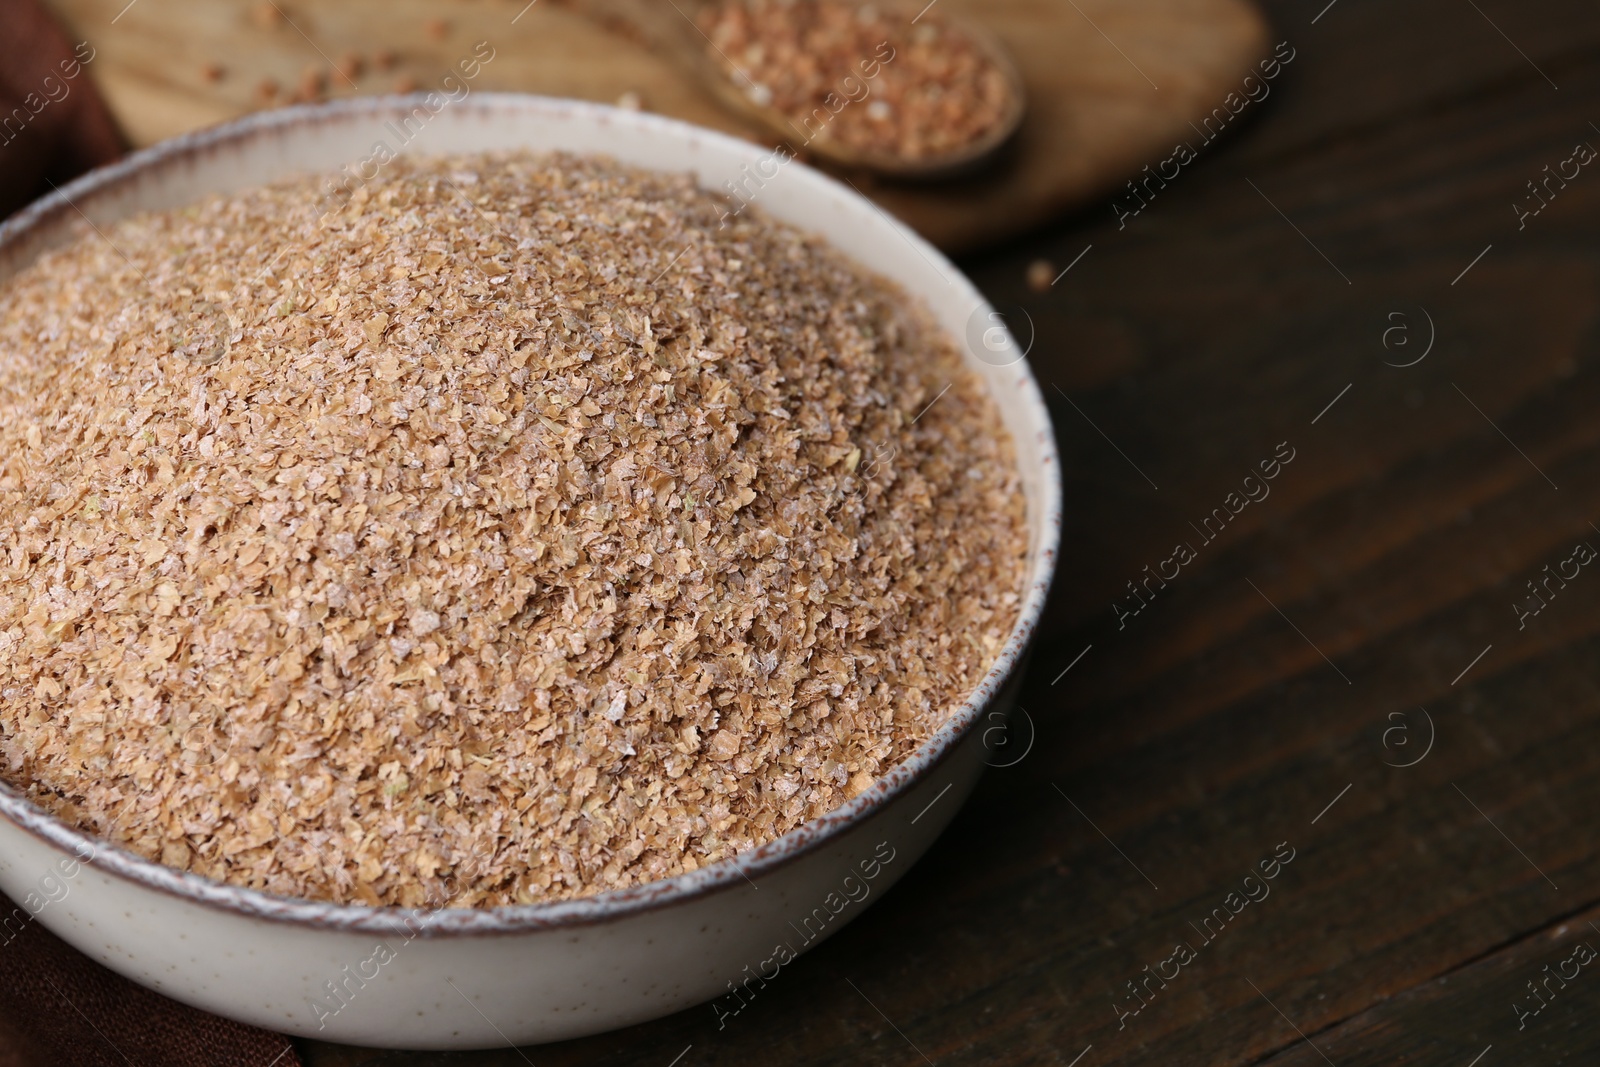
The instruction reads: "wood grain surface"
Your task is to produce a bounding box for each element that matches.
[23,0,1600,1063]
[41,0,1270,252]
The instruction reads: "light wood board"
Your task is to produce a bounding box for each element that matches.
[44,0,1271,253]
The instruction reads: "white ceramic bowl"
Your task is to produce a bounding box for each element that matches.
[0,95,1060,1050]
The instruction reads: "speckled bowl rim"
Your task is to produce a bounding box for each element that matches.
[0,94,1061,937]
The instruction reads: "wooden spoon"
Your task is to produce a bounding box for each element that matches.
[559,0,1026,180]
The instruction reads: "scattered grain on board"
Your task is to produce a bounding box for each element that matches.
[0,152,1027,908]
[698,0,1015,162]
[250,1,284,29]
[336,50,365,83]
[1026,259,1054,293]
[295,65,326,103]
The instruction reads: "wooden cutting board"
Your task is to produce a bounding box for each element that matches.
[44,0,1269,253]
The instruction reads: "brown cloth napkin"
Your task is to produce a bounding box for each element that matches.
[1,3,303,1063]
[0,0,126,219]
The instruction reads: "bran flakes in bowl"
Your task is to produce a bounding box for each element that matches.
[0,152,1026,907]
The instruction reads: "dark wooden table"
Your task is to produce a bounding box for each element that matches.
[283,0,1600,1062]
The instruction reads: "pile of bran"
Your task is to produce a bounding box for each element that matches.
[0,152,1025,906]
